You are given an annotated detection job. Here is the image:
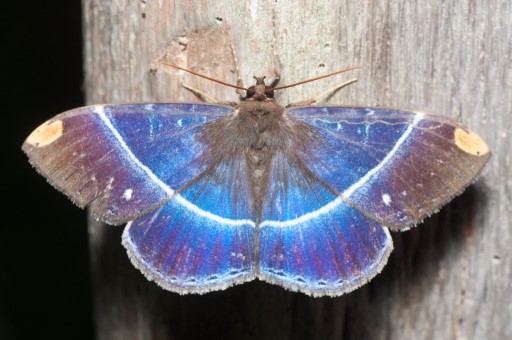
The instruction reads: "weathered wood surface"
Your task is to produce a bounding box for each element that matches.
[83,1,511,339]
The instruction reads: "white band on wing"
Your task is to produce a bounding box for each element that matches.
[95,105,255,227]
[260,112,424,228]
[97,105,423,228]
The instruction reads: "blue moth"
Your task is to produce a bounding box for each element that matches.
[23,66,490,297]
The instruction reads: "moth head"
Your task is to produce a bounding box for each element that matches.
[245,76,275,101]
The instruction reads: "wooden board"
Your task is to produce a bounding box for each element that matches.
[82,1,511,339]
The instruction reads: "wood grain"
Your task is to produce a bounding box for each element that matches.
[83,1,511,339]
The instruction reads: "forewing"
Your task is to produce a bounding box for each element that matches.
[22,103,233,224]
[288,106,491,229]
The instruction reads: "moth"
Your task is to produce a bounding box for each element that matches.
[23,66,490,297]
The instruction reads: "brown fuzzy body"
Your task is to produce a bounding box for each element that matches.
[198,96,320,222]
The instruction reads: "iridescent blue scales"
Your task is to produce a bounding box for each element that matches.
[23,101,490,297]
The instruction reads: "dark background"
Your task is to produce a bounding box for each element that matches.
[2,2,93,339]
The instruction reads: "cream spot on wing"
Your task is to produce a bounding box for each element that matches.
[382,194,391,206]
[454,128,490,156]
[26,120,63,147]
[123,189,133,201]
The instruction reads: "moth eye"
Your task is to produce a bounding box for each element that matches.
[264,88,275,98]
[246,86,256,98]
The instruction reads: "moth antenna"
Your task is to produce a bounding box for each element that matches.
[271,66,361,91]
[162,63,247,91]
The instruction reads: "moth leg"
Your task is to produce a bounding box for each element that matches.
[182,83,219,103]
[181,83,237,107]
[286,77,358,107]
[269,67,281,88]
[235,78,245,99]
[228,36,246,99]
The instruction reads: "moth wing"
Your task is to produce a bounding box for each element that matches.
[22,103,233,224]
[123,148,257,293]
[288,106,491,229]
[25,103,257,293]
[257,148,393,296]
[257,106,490,296]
